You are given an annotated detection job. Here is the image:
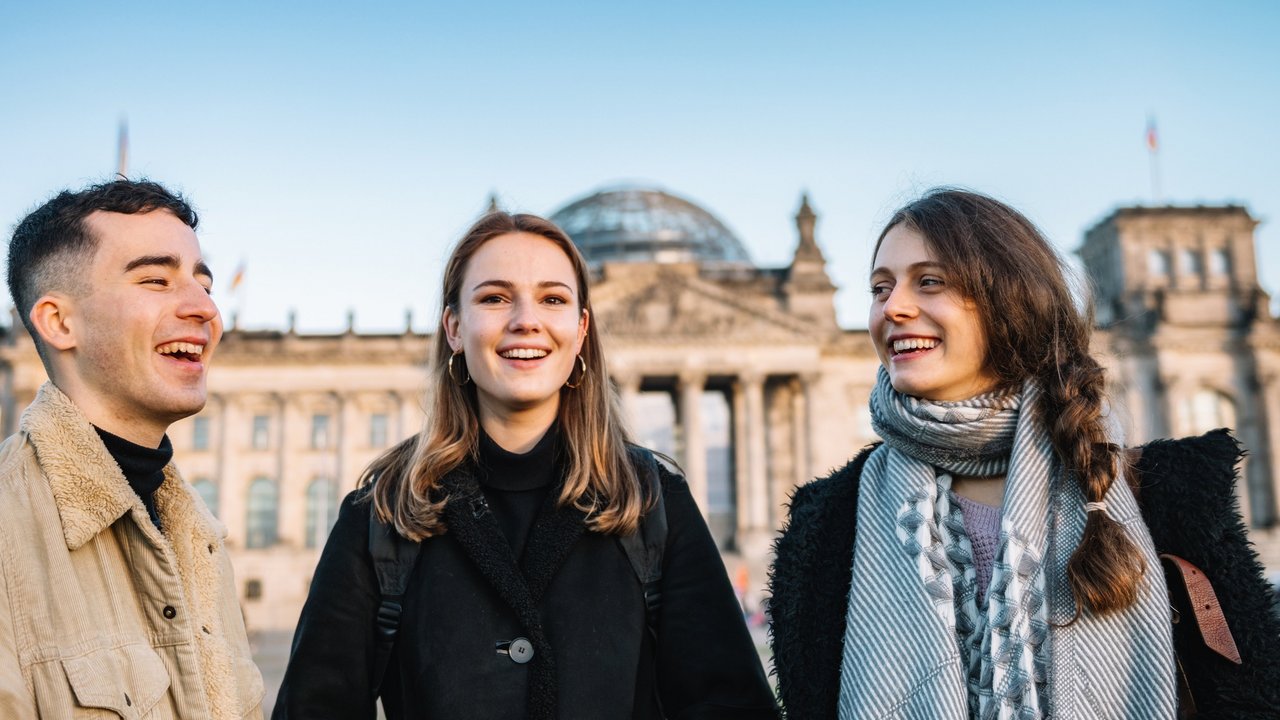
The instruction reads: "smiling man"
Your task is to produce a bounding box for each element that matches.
[0,180,264,718]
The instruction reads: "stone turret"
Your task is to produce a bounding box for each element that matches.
[781,193,838,330]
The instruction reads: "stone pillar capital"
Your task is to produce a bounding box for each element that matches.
[612,370,642,391]
[678,369,707,387]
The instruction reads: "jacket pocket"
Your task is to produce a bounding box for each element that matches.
[61,644,171,719]
[234,653,266,717]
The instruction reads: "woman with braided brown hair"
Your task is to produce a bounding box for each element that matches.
[768,188,1280,719]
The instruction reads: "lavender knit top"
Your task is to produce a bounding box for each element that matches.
[950,491,1002,602]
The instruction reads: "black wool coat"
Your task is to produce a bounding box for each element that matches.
[768,429,1280,720]
[274,461,779,720]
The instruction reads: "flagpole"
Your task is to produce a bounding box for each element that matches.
[116,118,129,179]
[229,259,247,331]
[1146,116,1161,204]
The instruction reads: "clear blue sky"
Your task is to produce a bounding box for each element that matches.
[3,0,1277,332]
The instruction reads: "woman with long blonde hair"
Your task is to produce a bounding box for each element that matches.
[275,212,777,719]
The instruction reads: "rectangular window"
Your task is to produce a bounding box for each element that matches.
[192,416,210,451]
[311,414,332,450]
[370,413,389,448]
[252,415,270,450]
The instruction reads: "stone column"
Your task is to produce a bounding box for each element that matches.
[615,372,642,433]
[276,392,302,549]
[338,392,360,495]
[397,391,420,444]
[215,393,244,546]
[677,371,708,514]
[1256,370,1280,526]
[1159,371,1189,439]
[731,379,749,543]
[743,373,769,530]
[791,376,812,488]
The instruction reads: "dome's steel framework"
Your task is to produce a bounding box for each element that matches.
[551,187,753,268]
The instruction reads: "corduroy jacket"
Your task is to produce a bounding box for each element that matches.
[0,382,264,719]
[769,429,1280,719]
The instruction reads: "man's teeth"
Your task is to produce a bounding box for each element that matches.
[500,348,548,359]
[157,342,204,357]
[893,338,939,354]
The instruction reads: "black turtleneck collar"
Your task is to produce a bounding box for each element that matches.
[475,423,564,560]
[476,422,561,491]
[94,426,173,532]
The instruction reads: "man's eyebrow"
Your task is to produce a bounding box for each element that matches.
[124,254,180,273]
[124,254,214,282]
[869,260,946,278]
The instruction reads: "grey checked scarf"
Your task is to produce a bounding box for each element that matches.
[837,368,1177,720]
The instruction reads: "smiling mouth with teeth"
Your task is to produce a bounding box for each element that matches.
[891,338,940,356]
[499,348,549,360]
[157,342,205,362]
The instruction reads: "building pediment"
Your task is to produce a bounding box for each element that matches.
[592,264,819,343]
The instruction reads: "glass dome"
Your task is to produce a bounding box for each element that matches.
[550,187,752,268]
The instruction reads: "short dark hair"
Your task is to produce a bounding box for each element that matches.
[7,179,198,354]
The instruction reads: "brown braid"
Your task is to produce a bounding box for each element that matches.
[876,188,1145,615]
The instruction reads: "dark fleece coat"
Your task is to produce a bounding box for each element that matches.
[768,429,1280,720]
[274,459,778,720]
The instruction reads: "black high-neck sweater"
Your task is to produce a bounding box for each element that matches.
[94,426,173,532]
[475,424,561,561]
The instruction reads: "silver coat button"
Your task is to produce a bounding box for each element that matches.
[508,637,534,664]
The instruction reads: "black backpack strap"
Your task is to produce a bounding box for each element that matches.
[619,447,668,633]
[368,504,422,699]
[619,447,669,716]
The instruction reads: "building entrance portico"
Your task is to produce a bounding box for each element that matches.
[617,369,820,556]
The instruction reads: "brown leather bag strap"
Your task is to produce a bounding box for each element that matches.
[1160,553,1243,665]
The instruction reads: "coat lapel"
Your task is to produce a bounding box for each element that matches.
[439,467,580,720]
[520,487,588,603]
[439,470,540,627]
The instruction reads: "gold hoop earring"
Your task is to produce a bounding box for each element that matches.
[564,354,587,389]
[447,352,470,386]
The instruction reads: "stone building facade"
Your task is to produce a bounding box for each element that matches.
[1,188,1277,632]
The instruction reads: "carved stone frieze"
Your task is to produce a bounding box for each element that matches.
[593,267,817,342]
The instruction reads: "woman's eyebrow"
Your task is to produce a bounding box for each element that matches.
[869,260,945,278]
[471,279,574,293]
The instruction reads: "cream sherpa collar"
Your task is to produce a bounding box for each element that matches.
[19,381,167,550]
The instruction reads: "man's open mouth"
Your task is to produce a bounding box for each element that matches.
[157,342,205,362]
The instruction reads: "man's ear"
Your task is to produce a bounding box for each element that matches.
[29,295,78,352]
[442,306,463,353]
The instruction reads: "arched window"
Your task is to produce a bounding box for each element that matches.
[305,477,339,549]
[370,413,389,447]
[1211,248,1231,275]
[1181,388,1236,436]
[1181,248,1203,275]
[1148,248,1171,277]
[192,478,219,518]
[246,477,279,549]
[192,416,211,450]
